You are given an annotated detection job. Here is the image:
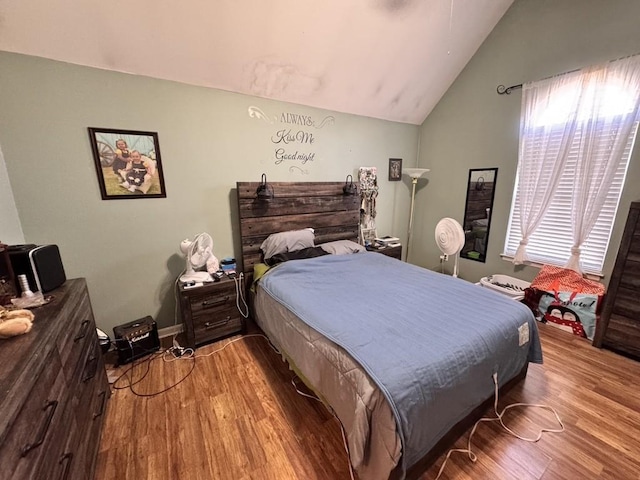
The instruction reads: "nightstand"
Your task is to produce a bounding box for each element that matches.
[178,277,245,348]
[366,244,402,260]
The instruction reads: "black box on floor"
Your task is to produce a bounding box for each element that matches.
[113,316,160,365]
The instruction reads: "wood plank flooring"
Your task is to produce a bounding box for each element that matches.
[95,322,640,479]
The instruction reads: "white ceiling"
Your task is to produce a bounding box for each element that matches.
[0,0,513,125]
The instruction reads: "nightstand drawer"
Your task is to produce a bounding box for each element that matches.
[193,313,243,346]
[189,292,234,316]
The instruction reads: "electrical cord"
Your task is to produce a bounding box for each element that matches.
[111,345,195,398]
[234,272,250,318]
[291,375,356,480]
[434,371,565,480]
[164,334,279,361]
[110,337,196,397]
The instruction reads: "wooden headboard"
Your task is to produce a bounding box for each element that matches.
[236,181,360,277]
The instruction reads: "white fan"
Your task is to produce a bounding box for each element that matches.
[435,218,465,278]
[179,233,219,283]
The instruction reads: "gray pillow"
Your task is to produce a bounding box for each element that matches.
[260,228,315,260]
[318,240,365,255]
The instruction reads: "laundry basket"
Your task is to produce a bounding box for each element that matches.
[479,274,530,301]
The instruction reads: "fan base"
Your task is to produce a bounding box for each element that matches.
[180,271,213,283]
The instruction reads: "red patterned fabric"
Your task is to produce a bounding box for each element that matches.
[530,265,605,295]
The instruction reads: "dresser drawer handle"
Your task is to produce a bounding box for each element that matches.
[21,400,58,457]
[82,355,98,383]
[204,316,231,329]
[73,320,90,342]
[93,391,107,419]
[202,296,230,307]
[59,452,73,480]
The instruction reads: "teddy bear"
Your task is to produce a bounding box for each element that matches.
[0,306,35,339]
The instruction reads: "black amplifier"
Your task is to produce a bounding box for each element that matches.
[113,316,160,365]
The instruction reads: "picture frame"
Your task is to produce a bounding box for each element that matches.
[360,227,377,246]
[88,127,167,200]
[388,158,402,181]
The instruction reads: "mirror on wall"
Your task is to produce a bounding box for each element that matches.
[461,168,498,263]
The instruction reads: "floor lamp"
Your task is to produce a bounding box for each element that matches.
[403,168,430,262]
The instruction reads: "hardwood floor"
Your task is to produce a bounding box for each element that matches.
[95,322,640,480]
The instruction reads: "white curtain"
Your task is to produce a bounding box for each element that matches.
[513,72,586,264]
[566,56,640,272]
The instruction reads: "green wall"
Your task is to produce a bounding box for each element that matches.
[0,52,418,333]
[412,0,640,284]
[0,144,24,244]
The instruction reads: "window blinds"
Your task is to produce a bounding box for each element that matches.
[504,120,637,274]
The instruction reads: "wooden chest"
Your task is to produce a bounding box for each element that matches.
[594,201,640,359]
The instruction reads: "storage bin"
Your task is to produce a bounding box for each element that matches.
[479,274,530,300]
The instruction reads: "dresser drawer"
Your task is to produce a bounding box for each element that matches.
[58,292,96,382]
[69,337,103,420]
[35,404,79,480]
[72,380,109,480]
[0,352,67,479]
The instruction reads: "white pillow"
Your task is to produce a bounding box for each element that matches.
[260,228,315,260]
[318,240,365,255]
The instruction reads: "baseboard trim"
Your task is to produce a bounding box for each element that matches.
[158,324,184,339]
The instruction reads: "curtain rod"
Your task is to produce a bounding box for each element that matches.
[496,52,640,95]
[496,84,522,95]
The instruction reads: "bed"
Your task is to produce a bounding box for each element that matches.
[236,181,542,480]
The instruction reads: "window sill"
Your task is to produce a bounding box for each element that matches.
[499,254,604,280]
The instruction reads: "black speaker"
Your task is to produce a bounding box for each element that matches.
[8,244,66,293]
[113,316,160,365]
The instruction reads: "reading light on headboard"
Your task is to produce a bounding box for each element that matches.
[343,175,357,195]
[256,173,274,200]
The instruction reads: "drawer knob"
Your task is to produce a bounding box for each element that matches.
[204,316,231,329]
[21,400,58,457]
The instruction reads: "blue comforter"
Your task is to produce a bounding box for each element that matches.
[259,253,542,477]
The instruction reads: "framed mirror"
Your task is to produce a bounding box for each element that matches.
[461,168,498,263]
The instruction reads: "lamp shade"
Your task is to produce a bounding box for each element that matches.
[403,168,430,179]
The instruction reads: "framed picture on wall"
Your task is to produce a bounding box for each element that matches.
[88,127,167,200]
[388,158,402,181]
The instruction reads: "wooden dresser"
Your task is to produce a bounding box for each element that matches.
[0,278,109,480]
[594,201,640,359]
[179,276,245,348]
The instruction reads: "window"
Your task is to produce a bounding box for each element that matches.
[504,57,640,275]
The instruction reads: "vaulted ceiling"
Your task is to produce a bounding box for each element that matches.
[0,0,513,125]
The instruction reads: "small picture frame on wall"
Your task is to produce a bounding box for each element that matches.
[88,127,167,200]
[389,158,402,181]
